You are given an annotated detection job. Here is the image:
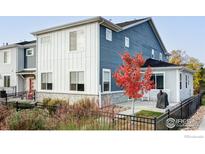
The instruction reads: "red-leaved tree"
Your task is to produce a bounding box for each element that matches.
[113,52,154,115]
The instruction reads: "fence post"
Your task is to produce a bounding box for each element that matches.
[98,85,102,108]
[16,101,19,112]
[154,117,157,130]
[180,101,183,119]
[167,109,170,130]
[5,94,7,106]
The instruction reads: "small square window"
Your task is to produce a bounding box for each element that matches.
[26,48,34,56]
[41,36,50,44]
[125,37,129,48]
[159,53,163,61]
[106,28,112,41]
[152,49,155,59]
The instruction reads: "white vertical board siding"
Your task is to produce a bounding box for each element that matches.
[0,48,18,90]
[179,71,194,101]
[163,70,178,103]
[37,22,99,95]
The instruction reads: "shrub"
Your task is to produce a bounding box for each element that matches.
[42,98,67,106]
[6,108,51,130]
[0,105,11,130]
[53,98,100,130]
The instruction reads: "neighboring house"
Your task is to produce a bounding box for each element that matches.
[0,41,36,97]
[31,16,173,104]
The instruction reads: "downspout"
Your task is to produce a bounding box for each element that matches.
[98,19,105,108]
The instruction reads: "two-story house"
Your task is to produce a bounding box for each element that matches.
[0,41,36,98]
[0,16,193,105]
[31,16,171,103]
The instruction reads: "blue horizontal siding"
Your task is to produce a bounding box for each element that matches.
[100,21,167,91]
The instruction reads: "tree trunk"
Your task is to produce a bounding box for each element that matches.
[132,99,135,115]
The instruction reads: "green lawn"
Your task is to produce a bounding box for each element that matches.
[136,110,163,118]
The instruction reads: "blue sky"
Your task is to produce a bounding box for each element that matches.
[0,16,204,63]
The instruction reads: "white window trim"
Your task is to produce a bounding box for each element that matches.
[151,72,165,90]
[159,53,163,61]
[151,49,155,59]
[26,48,34,56]
[3,74,11,87]
[180,73,182,90]
[106,28,112,41]
[125,37,129,48]
[69,71,85,92]
[68,28,85,52]
[3,51,10,64]
[40,35,51,44]
[41,72,53,91]
[102,68,111,92]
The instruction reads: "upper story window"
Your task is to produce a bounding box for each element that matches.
[69,30,85,52]
[151,49,155,59]
[106,28,112,41]
[103,69,111,92]
[70,71,84,91]
[3,51,10,64]
[41,36,50,44]
[4,75,10,87]
[26,48,34,56]
[159,53,163,61]
[69,31,77,51]
[41,72,52,90]
[125,37,129,48]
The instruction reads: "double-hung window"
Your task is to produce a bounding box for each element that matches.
[4,76,10,87]
[180,73,182,89]
[103,69,111,92]
[4,51,10,64]
[185,75,188,88]
[125,37,129,48]
[151,73,164,89]
[69,31,77,51]
[106,28,112,41]
[69,30,85,52]
[41,73,52,90]
[70,72,84,91]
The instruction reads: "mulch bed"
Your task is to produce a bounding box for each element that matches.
[182,106,205,130]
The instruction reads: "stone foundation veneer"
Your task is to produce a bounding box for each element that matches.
[36,92,98,104]
[101,91,129,107]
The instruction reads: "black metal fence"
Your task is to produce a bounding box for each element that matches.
[0,90,36,104]
[156,94,203,130]
[1,92,203,130]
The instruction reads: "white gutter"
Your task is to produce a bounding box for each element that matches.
[141,66,195,73]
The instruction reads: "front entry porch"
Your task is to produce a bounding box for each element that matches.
[17,70,36,100]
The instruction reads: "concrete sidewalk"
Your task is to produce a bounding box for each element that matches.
[198,116,205,130]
